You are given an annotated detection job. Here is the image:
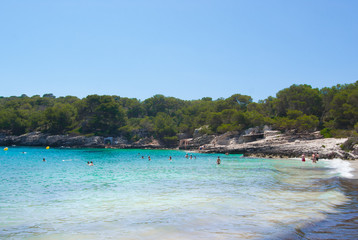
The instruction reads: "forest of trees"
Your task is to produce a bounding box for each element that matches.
[1,81,357,145]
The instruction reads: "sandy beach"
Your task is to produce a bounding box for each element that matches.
[349,160,358,179]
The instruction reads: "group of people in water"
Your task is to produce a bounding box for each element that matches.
[185,153,197,159]
[42,153,321,166]
[301,153,320,163]
[140,155,151,161]
[136,152,221,165]
[43,152,222,166]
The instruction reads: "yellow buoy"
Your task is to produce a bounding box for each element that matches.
[46,146,50,150]
[4,147,8,151]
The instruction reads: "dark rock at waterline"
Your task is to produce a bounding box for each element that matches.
[0,132,169,149]
[0,132,122,148]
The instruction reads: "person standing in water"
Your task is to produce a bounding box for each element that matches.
[312,153,317,163]
[217,156,221,165]
[301,154,305,162]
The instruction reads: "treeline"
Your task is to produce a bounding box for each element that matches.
[0,81,357,144]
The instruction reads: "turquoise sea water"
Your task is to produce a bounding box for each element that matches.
[0,147,357,239]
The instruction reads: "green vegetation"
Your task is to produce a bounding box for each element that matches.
[1,82,358,145]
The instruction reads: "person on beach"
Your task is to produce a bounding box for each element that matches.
[301,154,305,162]
[217,156,221,165]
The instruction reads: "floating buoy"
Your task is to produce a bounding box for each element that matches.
[4,147,8,151]
[46,146,50,150]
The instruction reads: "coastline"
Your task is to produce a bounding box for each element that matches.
[1,131,357,160]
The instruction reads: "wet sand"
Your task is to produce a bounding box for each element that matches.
[349,160,358,179]
[285,160,358,240]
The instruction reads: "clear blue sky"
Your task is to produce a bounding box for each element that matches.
[1,0,357,102]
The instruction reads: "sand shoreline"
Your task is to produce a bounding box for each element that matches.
[348,160,358,179]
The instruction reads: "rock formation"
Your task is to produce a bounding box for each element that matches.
[192,130,356,160]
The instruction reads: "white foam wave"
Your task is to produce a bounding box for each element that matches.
[323,158,354,178]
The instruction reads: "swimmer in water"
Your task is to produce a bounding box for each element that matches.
[148,156,151,161]
[169,156,172,161]
[217,156,221,165]
[89,161,94,166]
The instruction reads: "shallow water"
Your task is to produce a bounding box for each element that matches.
[0,147,357,239]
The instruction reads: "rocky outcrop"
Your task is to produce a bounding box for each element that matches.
[0,132,171,149]
[179,128,268,150]
[354,145,358,156]
[178,127,357,160]
[131,137,163,149]
[179,135,215,150]
[0,132,107,147]
[0,132,158,148]
[199,131,357,160]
